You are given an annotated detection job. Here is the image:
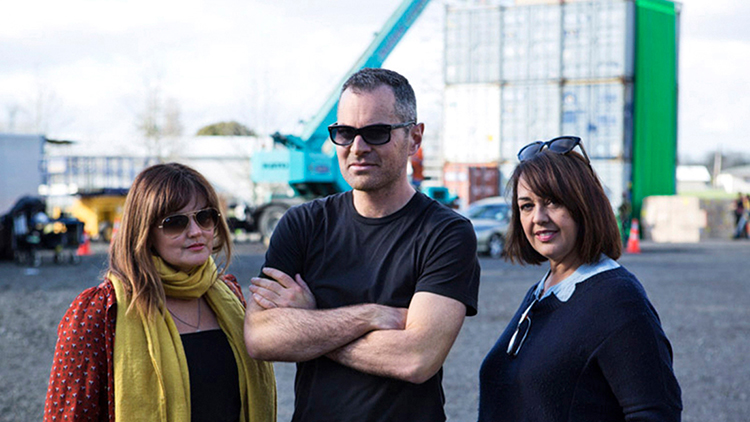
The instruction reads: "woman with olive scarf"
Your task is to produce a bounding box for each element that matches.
[44,163,276,422]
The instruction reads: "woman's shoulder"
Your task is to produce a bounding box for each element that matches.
[582,266,657,316]
[593,266,646,295]
[56,279,117,347]
[67,279,117,313]
[221,274,246,306]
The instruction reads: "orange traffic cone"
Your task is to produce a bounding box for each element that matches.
[77,234,92,256]
[626,218,641,254]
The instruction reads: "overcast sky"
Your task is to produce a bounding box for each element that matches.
[1,0,748,161]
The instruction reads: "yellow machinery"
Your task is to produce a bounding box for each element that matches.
[69,195,125,242]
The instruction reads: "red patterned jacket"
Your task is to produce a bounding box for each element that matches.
[43,276,246,421]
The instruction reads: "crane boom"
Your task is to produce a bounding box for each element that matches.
[299,0,432,152]
[253,0,432,197]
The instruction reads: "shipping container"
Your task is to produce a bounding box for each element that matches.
[443,84,502,163]
[443,0,678,217]
[445,0,635,85]
[560,80,633,159]
[502,5,562,82]
[443,162,501,208]
[445,80,630,163]
[445,6,502,84]
[500,82,562,160]
[561,0,634,80]
[514,0,560,6]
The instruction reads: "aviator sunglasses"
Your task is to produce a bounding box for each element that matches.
[327,121,416,146]
[506,297,538,357]
[517,136,591,164]
[157,208,221,238]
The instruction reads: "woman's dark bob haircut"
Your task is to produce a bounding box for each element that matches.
[504,149,622,265]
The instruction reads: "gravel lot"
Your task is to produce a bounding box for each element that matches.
[1,240,749,421]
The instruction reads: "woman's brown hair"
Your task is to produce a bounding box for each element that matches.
[504,150,622,265]
[108,162,232,317]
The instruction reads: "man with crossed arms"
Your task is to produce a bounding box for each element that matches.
[244,68,480,422]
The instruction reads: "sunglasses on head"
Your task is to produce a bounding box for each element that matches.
[327,121,415,146]
[157,208,220,238]
[517,136,591,164]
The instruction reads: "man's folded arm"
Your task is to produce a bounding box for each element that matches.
[326,291,466,384]
[244,298,407,362]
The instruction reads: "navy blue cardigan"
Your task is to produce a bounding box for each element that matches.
[479,266,682,421]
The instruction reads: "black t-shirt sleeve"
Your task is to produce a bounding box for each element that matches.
[261,205,306,278]
[415,216,481,316]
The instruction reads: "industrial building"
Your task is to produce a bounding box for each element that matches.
[0,134,45,214]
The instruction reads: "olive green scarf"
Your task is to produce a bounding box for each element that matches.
[111,256,276,421]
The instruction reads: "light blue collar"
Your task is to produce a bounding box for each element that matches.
[534,255,620,302]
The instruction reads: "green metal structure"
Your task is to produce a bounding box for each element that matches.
[632,0,680,220]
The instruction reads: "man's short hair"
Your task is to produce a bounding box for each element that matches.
[341,68,417,123]
[504,150,622,265]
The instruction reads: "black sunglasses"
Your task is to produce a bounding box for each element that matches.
[157,208,221,238]
[517,136,591,164]
[506,298,538,357]
[327,121,416,146]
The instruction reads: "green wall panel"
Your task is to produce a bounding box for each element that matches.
[632,0,679,220]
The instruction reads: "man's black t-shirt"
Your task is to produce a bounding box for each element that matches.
[263,191,480,422]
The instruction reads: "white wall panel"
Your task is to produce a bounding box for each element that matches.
[443,84,501,163]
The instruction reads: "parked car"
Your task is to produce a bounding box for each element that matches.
[465,196,511,259]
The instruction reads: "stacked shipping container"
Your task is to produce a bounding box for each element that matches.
[443,0,678,213]
[443,162,501,207]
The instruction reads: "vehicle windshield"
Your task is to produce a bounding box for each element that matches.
[468,203,509,220]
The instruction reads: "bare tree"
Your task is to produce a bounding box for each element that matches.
[136,84,161,140]
[135,79,184,161]
[31,84,64,134]
[2,104,21,132]
[163,98,183,138]
[1,80,69,135]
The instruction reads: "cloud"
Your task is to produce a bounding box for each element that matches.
[679,0,750,42]
[679,38,750,158]
[2,0,228,37]
[2,0,749,162]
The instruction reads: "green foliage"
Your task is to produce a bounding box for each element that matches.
[196,121,256,136]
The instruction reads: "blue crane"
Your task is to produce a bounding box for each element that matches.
[252,0,431,195]
[248,0,433,238]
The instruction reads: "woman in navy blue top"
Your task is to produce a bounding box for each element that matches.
[478,136,682,421]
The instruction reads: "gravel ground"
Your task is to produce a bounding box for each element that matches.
[1,240,749,421]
